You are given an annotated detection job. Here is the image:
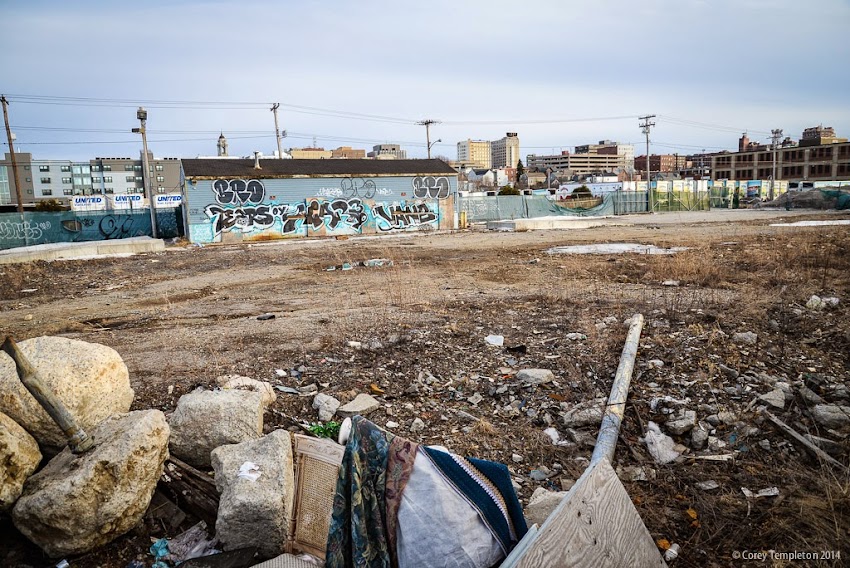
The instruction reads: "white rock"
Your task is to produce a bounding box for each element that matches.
[524,487,568,526]
[337,393,380,418]
[0,411,41,512]
[666,410,697,436]
[647,359,665,369]
[511,453,523,463]
[168,389,265,468]
[0,336,134,451]
[485,335,504,347]
[312,393,340,422]
[543,427,561,444]
[806,295,825,310]
[410,418,425,433]
[561,399,605,427]
[516,369,555,386]
[12,410,169,557]
[216,375,277,407]
[211,430,295,558]
[565,333,587,341]
[691,422,710,450]
[733,331,758,345]
[346,341,363,350]
[386,421,399,429]
[696,480,720,491]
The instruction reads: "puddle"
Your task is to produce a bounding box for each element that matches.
[546,243,688,255]
[769,220,850,227]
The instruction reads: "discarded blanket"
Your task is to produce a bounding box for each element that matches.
[325,417,527,568]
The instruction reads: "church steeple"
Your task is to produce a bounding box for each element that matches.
[217,133,228,157]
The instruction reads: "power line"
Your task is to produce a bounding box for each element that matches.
[657,115,771,136]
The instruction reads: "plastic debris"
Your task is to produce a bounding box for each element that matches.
[275,386,300,395]
[485,335,504,346]
[237,462,262,482]
[664,543,681,562]
[256,313,275,321]
[642,422,683,464]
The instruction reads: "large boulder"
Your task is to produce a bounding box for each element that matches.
[524,487,568,526]
[0,336,134,451]
[12,410,169,558]
[168,389,265,468]
[211,430,295,559]
[0,411,42,511]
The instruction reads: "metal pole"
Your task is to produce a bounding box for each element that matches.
[2,336,93,453]
[271,103,283,159]
[137,108,158,238]
[1,95,24,213]
[591,314,645,465]
[425,123,432,159]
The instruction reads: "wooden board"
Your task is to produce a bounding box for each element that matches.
[515,457,666,568]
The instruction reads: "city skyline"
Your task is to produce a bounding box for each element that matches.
[2,0,849,161]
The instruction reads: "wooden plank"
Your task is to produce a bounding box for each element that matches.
[516,457,666,568]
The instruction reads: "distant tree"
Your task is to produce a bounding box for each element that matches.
[515,159,525,184]
[34,199,66,211]
[571,185,592,198]
[499,184,520,195]
[433,155,452,163]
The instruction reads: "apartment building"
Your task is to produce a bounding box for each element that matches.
[456,139,492,169]
[0,151,181,206]
[711,141,850,181]
[491,132,520,169]
[289,147,333,159]
[330,146,366,159]
[575,140,635,168]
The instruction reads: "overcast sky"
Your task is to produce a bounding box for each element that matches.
[2,0,849,161]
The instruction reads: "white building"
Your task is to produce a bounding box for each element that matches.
[491,132,520,169]
[457,139,492,169]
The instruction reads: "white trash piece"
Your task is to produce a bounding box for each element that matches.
[485,335,504,347]
[237,461,262,482]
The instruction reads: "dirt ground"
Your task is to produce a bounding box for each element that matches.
[1,208,849,567]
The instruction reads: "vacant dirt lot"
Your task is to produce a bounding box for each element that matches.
[2,208,849,567]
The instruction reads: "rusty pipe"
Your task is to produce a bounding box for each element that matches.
[2,336,93,453]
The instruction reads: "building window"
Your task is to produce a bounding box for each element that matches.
[93,177,101,183]
[24,165,30,170]
[40,177,51,183]
[133,165,141,171]
[126,176,135,182]
[25,177,31,182]
[157,186,165,193]
[105,187,114,194]
[156,175,164,182]
[62,177,72,184]
[155,164,164,171]
[103,165,112,171]
[63,189,73,196]
[91,165,101,172]
[104,176,112,182]
[135,176,143,182]
[39,165,50,172]
[125,165,134,171]
[61,165,71,172]
[42,188,53,196]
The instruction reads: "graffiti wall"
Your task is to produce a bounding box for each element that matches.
[185,174,456,243]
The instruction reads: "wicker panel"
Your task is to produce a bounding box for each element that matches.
[291,435,345,558]
[250,553,318,568]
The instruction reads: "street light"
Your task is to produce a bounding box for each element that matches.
[133,107,157,238]
[428,138,442,159]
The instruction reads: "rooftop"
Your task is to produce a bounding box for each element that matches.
[182,158,456,178]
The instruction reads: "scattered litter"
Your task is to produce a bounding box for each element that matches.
[275,369,287,377]
[55,561,69,568]
[546,243,688,255]
[696,480,720,491]
[256,313,275,321]
[275,386,300,395]
[662,280,680,287]
[341,262,353,271]
[770,220,850,227]
[741,487,779,499]
[20,288,38,293]
[485,334,504,346]
[237,462,262,482]
[543,427,561,444]
[664,543,681,562]
[363,258,393,267]
[565,333,587,341]
[642,422,683,464]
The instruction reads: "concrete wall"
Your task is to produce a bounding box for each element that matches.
[184,174,457,244]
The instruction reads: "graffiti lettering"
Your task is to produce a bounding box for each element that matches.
[341,177,376,199]
[98,215,137,239]
[305,198,367,231]
[0,220,50,240]
[373,203,438,232]
[316,187,344,198]
[412,176,450,199]
[213,179,265,205]
[204,203,305,236]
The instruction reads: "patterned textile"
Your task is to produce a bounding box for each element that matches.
[325,416,418,568]
[421,447,528,556]
[385,436,419,567]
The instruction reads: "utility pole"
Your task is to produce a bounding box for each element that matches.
[132,107,158,239]
[1,95,24,213]
[271,103,283,158]
[639,114,656,211]
[417,119,440,159]
[770,128,783,201]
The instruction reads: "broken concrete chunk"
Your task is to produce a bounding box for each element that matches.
[696,480,720,491]
[12,410,169,557]
[337,393,380,418]
[666,410,697,436]
[523,487,568,526]
[561,398,605,428]
[690,422,710,450]
[211,430,294,559]
[516,369,555,386]
[0,336,134,451]
[312,393,340,422]
[215,375,276,407]
[810,404,850,430]
[410,417,425,433]
[732,331,758,345]
[0,411,42,512]
[759,389,785,409]
[168,389,265,468]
